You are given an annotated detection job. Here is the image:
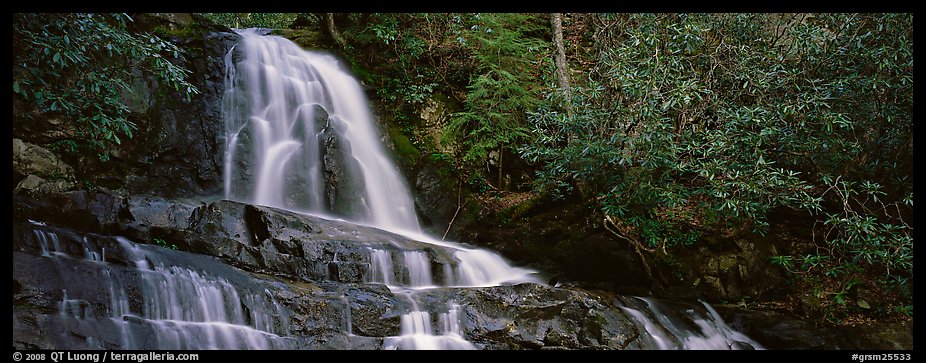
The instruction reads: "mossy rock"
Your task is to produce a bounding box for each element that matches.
[498,195,542,222]
[275,29,324,49]
[387,127,420,167]
[141,13,233,39]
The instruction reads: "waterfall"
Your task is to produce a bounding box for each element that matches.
[115,237,292,349]
[218,29,762,351]
[223,29,419,231]
[222,29,548,349]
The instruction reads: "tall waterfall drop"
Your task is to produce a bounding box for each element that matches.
[223,29,419,232]
[223,29,540,349]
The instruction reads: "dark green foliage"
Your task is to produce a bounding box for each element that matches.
[522,14,912,305]
[340,14,471,120]
[13,13,199,161]
[336,14,549,185]
[200,13,300,29]
[444,14,549,179]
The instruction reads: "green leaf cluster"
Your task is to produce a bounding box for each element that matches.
[522,14,912,297]
[13,13,200,161]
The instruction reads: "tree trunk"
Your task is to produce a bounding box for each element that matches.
[498,146,505,191]
[326,13,347,48]
[551,13,573,119]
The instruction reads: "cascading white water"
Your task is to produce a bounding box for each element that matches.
[403,251,435,288]
[382,300,475,350]
[33,227,294,350]
[223,29,545,349]
[223,29,537,288]
[368,248,396,286]
[115,237,292,349]
[620,297,763,350]
[33,229,61,257]
[224,28,419,231]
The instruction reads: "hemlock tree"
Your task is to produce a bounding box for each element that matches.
[445,13,549,190]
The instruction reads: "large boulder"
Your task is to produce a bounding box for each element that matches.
[14,175,75,195]
[454,284,642,349]
[12,138,76,193]
[12,138,75,180]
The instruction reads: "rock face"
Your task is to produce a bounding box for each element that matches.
[715,305,914,350]
[12,190,765,350]
[442,284,643,349]
[413,159,466,236]
[12,16,240,198]
[414,94,457,156]
[13,138,77,194]
[675,234,783,302]
[320,117,369,219]
[14,14,238,196]
[13,138,75,181]
[118,28,239,197]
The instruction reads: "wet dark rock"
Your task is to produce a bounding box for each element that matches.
[16,189,871,350]
[14,191,449,286]
[13,190,128,235]
[119,30,239,197]
[400,284,645,350]
[12,220,394,349]
[715,306,914,350]
[13,18,239,198]
[412,159,466,237]
[20,191,900,349]
[320,117,369,219]
[12,191,650,350]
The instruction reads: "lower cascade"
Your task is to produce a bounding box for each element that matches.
[11,28,764,351]
[15,222,761,350]
[22,225,296,349]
